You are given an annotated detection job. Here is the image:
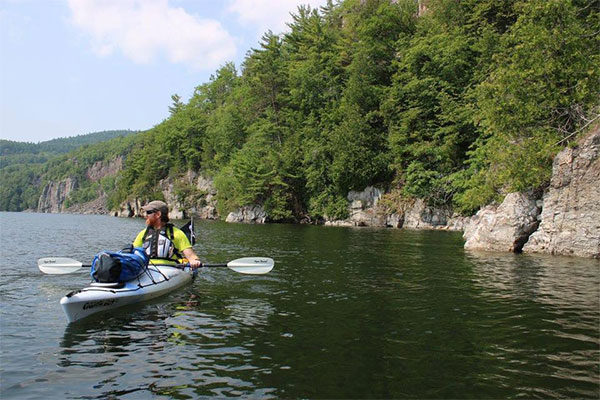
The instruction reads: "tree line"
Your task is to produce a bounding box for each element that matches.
[0,130,136,156]
[2,0,598,219]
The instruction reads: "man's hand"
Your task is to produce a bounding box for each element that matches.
[183,248,202,269]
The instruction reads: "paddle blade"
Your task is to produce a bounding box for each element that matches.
[38,257,84,274]
[227,257,274,275]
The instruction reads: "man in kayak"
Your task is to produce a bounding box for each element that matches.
[133,200,203,269]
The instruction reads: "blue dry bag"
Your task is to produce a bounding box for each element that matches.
[91,247,149,283]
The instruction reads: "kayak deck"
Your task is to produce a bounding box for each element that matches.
[60,264,195,323]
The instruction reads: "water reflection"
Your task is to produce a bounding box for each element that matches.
[56,292,277,399]
[467,250,600,310]
[466,250,600,398]
[2,213,599,399]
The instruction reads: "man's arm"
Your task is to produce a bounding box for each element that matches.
[183,248,202,268]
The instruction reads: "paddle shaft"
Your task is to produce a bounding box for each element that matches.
[173,263,246,269]
[158,263,225,268]
[158,259,273,274]
[156,260,274,275]
[147,262,245,268]
[49,262,247,269]
[39,256,273,275]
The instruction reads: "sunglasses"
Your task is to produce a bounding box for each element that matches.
[145,210,157,215]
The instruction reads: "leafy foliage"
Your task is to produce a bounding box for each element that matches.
[3,0,598,219]
[455,0,600,211]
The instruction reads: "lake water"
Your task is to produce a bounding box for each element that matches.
[0,212,598,399]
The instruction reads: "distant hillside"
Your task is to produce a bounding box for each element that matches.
[0,130,138,169]
[0,130,139,211]
[0,130,138,156]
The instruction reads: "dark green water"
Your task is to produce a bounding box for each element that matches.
[1,212,598,399]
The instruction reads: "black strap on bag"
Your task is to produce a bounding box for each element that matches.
[92,253,122,283]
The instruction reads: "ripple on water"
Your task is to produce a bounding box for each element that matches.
[0,214,598,399]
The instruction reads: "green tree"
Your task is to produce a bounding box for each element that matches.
[169,94,183,115]
[455,0,600,212]
[331,0,416,194]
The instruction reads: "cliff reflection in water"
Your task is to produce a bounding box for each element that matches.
[466,250,599,394]
[467,251,599,311]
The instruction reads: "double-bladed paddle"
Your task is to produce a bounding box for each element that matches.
[37,257,274,275]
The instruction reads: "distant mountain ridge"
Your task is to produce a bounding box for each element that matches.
[0,130,138,156]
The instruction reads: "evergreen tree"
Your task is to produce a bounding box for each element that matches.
[455,0,600,212]
[4,0,598,220]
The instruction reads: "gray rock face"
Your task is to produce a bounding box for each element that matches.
[191,174,219,220]
[86,157,123,182]
[117,172,220,220]
[37,156,125,215]
[226,205,268,223]
[463,192,541,253]
[324,186,385,226]
[347,186,382,208]
[325,187,467,230]
[117,198,142,217]
[347,186,386,226]
[403,199,467,230]
[66,195,110,215]
[523,127,600,258]
[160,177,186,220]
[37,177,78,213]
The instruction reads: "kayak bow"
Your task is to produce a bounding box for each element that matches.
[60,264,194,323]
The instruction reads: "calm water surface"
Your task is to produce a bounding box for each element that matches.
[0,212,598,399]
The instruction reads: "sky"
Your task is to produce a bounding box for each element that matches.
[0,0,328,143]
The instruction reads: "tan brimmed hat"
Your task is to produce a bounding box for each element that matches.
[142,200,169,215]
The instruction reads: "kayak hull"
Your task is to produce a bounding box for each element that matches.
[60,264,194,323]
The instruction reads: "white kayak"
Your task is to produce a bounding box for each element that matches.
[38,256,274,322]
[60,264,196,323]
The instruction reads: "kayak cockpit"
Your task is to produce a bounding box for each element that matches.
[89,281,126,288]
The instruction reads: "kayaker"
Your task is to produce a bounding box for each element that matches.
[133,200,203,269]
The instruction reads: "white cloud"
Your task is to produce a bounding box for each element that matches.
[227,0,328,35]
[67,0,236,70]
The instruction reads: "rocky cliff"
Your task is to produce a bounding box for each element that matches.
[226,205,268,223]
[117,172,219,220]
[37,157,123,214]
[35,126,599,259]
[323,186,468,231]
[463,126,599,258]
[463,192,541,252]
[86,156,123,182]
[522,126,599,258]
[65,194,111,215]
[318,126,599,259]
[37,177,78,213]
